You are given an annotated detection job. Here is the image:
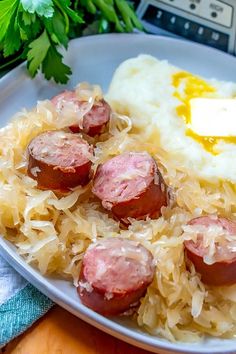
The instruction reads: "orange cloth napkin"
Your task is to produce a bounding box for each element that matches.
[5,306,152,354]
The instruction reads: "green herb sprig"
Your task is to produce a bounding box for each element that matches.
[0,0,142,83]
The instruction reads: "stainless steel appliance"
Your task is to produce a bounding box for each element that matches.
[136,0,236,54]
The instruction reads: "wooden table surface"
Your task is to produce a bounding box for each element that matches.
[5,306,155,354]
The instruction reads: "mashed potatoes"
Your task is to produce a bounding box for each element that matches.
[1,56,236,343]
[107,55,236,182]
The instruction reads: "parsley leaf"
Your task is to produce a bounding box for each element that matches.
[42,44,72,84]
[27,29,50,77]
[43,11,68,47]
[0,0,19,41]
[53,0,83,23]
[19,10,42,39]
[22,11,36,25]
[0,0,142,83]
[3,17,21,57]
[21,0,54,18]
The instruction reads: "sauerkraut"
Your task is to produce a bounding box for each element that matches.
[1,83,236,344]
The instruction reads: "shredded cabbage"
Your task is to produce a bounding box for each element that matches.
[1,86,236,343]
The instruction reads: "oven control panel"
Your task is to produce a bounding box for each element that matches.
[136,0,236,54]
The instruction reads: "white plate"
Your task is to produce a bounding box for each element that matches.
[1,33,236,354]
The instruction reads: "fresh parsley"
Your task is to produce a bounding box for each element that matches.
[21,0,54,17]
[0,0,142,83]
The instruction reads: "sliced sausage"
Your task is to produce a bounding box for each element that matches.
[51,90,77,107]
[51,90,111,137]
[184,216,236,286]
[92,152,167,224]
[27,131,93,191]
[78,237,155,316]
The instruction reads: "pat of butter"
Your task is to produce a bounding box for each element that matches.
[190,98,236,137]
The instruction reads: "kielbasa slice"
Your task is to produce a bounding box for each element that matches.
[78,237,155,316]
[92,152,167,223]
[184,216,236,286]
[27,131,93,191]
[51,90,111,137]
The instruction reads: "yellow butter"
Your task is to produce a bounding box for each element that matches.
[190,98,236,137]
